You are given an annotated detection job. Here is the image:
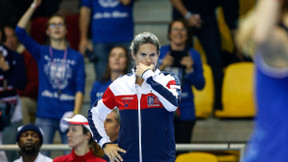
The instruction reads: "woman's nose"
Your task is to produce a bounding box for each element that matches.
[67,130,71,136]
[145,56,152,63]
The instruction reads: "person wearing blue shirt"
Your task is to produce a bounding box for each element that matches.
[158,19,205,145]
[90,46,129,106]
[79,0,134,80]
[237,0,288,161]
[15,0,85,156]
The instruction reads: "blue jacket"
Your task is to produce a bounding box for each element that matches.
[88,69,181,162]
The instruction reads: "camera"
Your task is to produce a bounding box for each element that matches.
[170,50,188,67]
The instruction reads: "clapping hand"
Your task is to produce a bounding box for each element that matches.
[180,55,194,73]
[159,53,174,70]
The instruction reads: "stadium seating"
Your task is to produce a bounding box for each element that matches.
[215,62,256,118]
[176,152,218,162]
[193,64,214,118]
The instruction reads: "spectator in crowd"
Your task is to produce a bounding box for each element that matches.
[237,0,288,162]
[90,46,129,105]
[54,114,106,162]
[88,32,181,162]
[170,0,239,110]
[79,0,134,80]
[4,26,20,51]
[0,22,26,162]
[14,124,52,162]
[158,19,205,145]
[102,108,121,162]
[15,0,86,156]
[4,26,39,124]
[89,46,127,161]
[104,108,120,144]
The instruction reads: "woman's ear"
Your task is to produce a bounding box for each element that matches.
[131,52,136,60]
[85,131,91,140]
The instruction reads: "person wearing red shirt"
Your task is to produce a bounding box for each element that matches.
[54,114,106,162]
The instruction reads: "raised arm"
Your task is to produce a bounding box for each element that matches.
[15,0,42,61]
[253,0,282,44]
[237,0,288,72]
[17,0,41,29]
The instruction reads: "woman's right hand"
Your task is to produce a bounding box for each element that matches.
[103,143,126,162]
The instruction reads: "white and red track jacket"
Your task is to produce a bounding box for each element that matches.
[88,69,181,162]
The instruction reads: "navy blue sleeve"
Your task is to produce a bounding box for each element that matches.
[15,26,41,61]
[75,51,86,94]
[3,50,26,90]
[143,70,181,111]
[186,49,205,90]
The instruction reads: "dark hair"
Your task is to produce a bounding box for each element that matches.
[112,108,121,126]
[82,125,105,158]
[46,14,66,29]
[130,32,160,55]
[101,46,130,82]
[167,19,193,47]
[45,14,68,45]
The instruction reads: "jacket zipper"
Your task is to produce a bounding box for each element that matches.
[136,85,142,162]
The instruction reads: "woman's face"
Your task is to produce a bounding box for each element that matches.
[109,47,128,72]
[67,125,89,148]
[132,43,158,70]
[46,16,67,40]
[169,21,188,46]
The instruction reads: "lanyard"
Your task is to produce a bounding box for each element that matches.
[49,46,68,94]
